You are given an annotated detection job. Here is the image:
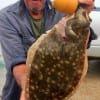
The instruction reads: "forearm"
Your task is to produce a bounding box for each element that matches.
[13,64,26,90]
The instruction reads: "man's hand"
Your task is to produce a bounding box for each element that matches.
[20,90,26,100]
[79,0,94,13]
[13,64,26,100]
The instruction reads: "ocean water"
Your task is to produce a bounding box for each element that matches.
[0,61,5,68]
[0,43,5,68]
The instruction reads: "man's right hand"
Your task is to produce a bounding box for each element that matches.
[13,64,26,100]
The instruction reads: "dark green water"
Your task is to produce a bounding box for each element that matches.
[0,57,5,68]
[0,63,5,68]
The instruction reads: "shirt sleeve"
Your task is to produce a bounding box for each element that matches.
[0,13,26,71]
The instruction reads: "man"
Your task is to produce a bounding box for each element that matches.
[0,0,94,100]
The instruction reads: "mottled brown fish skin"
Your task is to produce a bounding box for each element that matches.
[25,7,91,100]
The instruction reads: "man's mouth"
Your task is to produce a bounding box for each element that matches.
[32,0,41,3]
[32,0,41,1]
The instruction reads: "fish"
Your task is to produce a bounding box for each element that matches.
[25,6,91,100]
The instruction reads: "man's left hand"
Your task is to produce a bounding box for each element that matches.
[79,0,94,13]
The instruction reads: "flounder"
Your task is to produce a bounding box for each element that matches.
[25,7,91,100]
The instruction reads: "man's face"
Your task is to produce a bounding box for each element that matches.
[24,0,46,13]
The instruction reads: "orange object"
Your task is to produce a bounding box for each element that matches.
[52,0,79,14]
